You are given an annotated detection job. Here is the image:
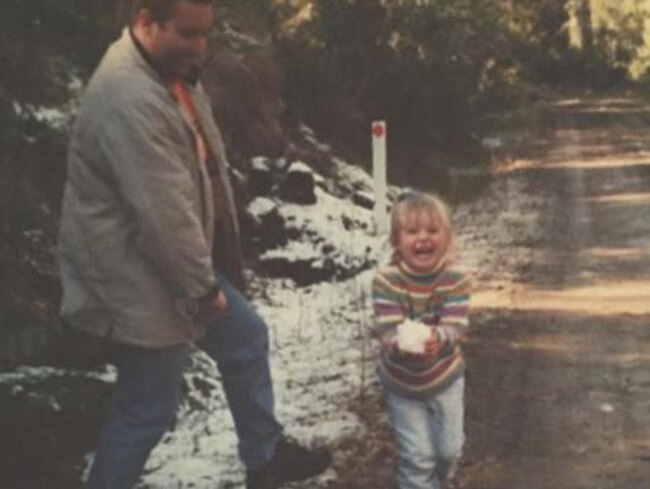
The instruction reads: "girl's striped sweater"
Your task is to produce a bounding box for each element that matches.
[371,259,471,397]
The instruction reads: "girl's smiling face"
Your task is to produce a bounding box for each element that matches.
[394,210,449,273]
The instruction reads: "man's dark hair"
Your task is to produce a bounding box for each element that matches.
[131,0,212,23]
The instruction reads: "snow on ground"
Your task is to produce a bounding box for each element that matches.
[259,186,380,274]
[137,166,388,488]
[455,168,546,307]
[12,75,83,132]
[133,163,543,488]
[135,267,379,488]
[0,155,543,488]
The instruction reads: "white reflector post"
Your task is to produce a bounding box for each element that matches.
[372,120,388,235]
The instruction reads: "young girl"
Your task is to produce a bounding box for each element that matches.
[371,191,472,489]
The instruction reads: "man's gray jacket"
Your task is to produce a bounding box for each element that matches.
[59,29,242,347]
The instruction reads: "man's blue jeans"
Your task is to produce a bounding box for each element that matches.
[384,377,465,489]
[87,274,283,489]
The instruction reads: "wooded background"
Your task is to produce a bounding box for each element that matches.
[1,0,650,366]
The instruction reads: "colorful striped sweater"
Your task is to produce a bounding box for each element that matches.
[371,259,472,398]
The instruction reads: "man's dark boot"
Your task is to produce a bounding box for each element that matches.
[246,436,332,489]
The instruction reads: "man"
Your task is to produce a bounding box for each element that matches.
[58,0,331,487]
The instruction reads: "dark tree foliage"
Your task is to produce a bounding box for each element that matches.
[507,0,572,84]
[275,0,645,163]
[0,0,122,366]
[278,0,519,161]
[0,0,647,365]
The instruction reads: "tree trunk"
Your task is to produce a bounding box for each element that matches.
[575,0,593,50]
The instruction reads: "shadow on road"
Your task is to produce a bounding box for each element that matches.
[464,94,650,489]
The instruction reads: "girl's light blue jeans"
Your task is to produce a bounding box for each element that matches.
[384,376,465,489]
[87,273,283,489]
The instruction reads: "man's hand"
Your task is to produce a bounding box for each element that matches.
[198,288,228,320]
[210,289,228,312]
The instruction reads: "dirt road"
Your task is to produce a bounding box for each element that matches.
[461,96,650,489]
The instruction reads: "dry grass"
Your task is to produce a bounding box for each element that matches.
[328,387,397,489]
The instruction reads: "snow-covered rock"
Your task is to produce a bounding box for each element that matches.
[0,367,114,488]
[248,156,274,196]
[352,190,376,210]
[279,161,317,205]
[258,187,382,285]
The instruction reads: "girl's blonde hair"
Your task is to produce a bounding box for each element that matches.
[389,191,454,263]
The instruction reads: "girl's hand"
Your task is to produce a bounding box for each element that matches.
[382,334,399,354]
[422,333,440,358]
